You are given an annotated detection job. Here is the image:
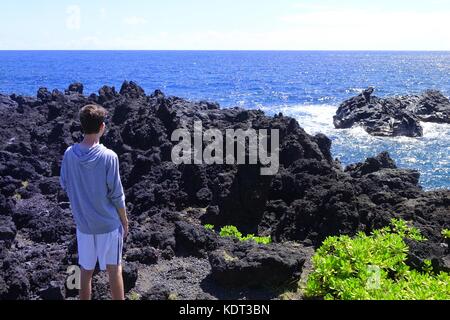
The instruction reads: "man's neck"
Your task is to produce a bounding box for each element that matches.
[81,135,100,148]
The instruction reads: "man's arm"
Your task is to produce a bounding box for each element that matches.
[106,154,126,209]
[117,207,128,239]
[60,151,68,191]
[106,153,128,237]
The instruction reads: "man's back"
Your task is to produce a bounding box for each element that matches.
[60,104,128,300]
[60,143,125,235]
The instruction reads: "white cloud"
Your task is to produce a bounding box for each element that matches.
[278,8,450,50]
[53,5,450,50]
[291,3,336,11]
[65,36,102,49]
[99,7,107,20]
[123,16,148,26]
[66,5,81,30]
[280,8,450,27]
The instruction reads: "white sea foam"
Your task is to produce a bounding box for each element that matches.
[260,103,450,190]
[265,104,450,141]
[260,104,337,135]
[421,121,450,139]
[345,88,366,94]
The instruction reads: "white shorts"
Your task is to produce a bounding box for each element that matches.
[76,226,123,271]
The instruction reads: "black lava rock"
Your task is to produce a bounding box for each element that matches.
[334,88,450,137]
[0,81,448,300]
[208,241,310,288]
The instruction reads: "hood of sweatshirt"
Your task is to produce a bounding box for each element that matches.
[70,143,107,169]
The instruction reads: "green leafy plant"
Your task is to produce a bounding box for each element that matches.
[422,260,433,274]
[242,234,273,245]
[442,229,450,240]
[389,218,426,241]
[128,292,141,300]
[204,224,215,231]
[305,219,450,300]
[219,225,272,245]
[167,293,178,300]
[219,225,243,239]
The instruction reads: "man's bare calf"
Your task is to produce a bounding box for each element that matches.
[79,266,124,300]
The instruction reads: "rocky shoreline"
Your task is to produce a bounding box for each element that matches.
[334,88,450,137]
[0,81,449,300]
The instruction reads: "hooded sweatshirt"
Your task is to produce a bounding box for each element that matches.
[60,143,125,235]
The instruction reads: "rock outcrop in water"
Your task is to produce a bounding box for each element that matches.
[334,88,450,137]
[0,81,449,300]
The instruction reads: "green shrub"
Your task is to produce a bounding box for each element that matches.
[218,225,272,245]
[128,292,141,300]
[389,218,426,241]
[242,234,272,245]
[305,219,450,300]
[220,225,243,239]
[442,229,450,240]
[204,224,215,231]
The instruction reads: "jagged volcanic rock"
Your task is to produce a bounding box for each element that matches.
[334,88,450,137]
[208,241,311,288]
[0,81,448,300]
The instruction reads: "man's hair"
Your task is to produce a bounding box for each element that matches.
[79,104,108,134]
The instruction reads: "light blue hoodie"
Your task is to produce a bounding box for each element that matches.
[60,143,125,235]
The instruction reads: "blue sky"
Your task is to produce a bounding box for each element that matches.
[1,0,450,50]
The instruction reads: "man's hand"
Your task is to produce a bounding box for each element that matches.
[122,220,129,239]
[117,207,129,239]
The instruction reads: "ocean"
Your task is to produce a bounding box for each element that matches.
[0,51,449,190]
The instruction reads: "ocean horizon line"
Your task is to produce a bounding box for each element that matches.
[1,49,450,53]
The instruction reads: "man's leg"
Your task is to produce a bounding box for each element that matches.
[80,268,95,300]
[107,264,125,300]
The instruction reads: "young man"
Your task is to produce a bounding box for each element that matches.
[60,104,129,300]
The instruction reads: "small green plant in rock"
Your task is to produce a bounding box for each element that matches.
[422,260,434,274]
[442,229,450,240]
[204,224,215,231]
[167,292,178,300]
[220,225,243,239]
[242,234,272,245]
[389,218,426,241]
[305,219,450,300]
[128,292,141,300]
[219,225,272,244]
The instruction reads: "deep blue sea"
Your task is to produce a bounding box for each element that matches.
[0,51,449,190]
